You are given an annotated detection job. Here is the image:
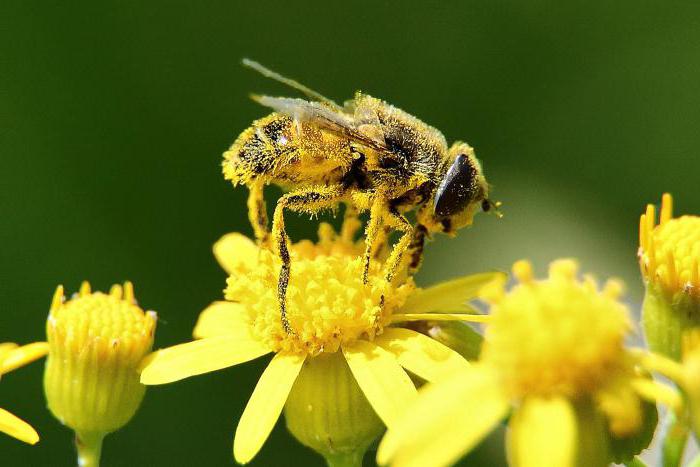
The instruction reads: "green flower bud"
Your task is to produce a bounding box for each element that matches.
[44,282,156,466]
[638,194,700,361]
[284,352,383,467]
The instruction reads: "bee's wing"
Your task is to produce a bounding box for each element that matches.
[243,59,343,111]
[252,95,389,152]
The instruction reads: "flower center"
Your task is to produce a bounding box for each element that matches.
[223,223,414,355]
[481,259,630,399]
[48,283,156,345]
[639,196,700,297]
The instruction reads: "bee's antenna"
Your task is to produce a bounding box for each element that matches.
[483,199,503,218]
[491,200,504,218]
[242,58,341,110]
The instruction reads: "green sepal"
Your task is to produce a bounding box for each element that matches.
[642,283,700,361]
[422,320,484,361]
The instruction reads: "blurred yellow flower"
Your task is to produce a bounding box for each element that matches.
[378,259,661,467]
[639,193,700,360]
[44,282,157,466]
[141,220,501,464]
[0,341,48,444]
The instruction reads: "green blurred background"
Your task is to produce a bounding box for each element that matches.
[1,1,699,466]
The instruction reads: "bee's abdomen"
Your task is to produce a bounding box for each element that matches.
[222,114,296,186]
[223,113,351,187]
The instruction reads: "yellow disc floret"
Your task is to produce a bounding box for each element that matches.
[639,193,700,298]
[481,259,631,399]
[223,222,414,355]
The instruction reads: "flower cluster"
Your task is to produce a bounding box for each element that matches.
[141,220,498,464]
[5,154,699,467]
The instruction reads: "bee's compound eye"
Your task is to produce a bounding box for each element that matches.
[481,199,491,212]
[434,154,478,217]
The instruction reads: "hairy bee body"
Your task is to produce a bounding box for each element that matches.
[225,113,352,189]
[224,93,456,219]
[223,60,496,334]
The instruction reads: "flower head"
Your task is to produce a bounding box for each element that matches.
[639,194,700,360]
[44,282,156,465]
[0,342,48,444]
[141,221,501,464]
[379,259,659,467]
[482,259,630,399]
[639,193,700,298]
[222,223,413,355]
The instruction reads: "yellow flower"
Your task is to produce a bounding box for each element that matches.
[378,259,662,467]
[639,193,700,360]
[0,342,48,444]
[44,282,157,466]
[141,221,501,464]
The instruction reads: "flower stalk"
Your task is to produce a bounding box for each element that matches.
[75,432,105,467]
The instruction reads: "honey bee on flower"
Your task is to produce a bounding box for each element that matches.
[223,59,499,333]
[141,218,502,465]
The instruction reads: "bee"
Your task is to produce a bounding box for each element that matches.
[224,59,498,333]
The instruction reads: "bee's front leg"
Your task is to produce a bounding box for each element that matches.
[272,184,346,334]
[407,224,429,275]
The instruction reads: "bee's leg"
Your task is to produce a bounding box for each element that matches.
[340,203,361,242]
[406,224,428,275]
[382,208,414,284]
[272,184,346,334]
[247,180,270,246]
[362,197,388,284]
[373,225,393,260]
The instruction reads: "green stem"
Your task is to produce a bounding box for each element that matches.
[75,431,104,467]
[661,410,689,467]
[324,450,364,467]
[624,457,649,467]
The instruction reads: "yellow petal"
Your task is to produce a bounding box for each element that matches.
[193,301,249,339]
[507,396,577,467]
[0,408,39,444]
[342,340,417,427]
[390,313,492,324]
[1,342,49,375]
[234,352,305,464]
[140,335,271,385]
[213,233,259,274]
[401,272,506,314]
[377,365,508,467]
[0,343,19,362]
[374,328,470,382]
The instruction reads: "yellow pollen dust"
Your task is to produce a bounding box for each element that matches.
[481,259,631,399]
[224,222,414,355]
[639,193,700,298]
[48,281,157,350]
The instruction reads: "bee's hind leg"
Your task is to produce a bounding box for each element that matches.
[247,180,270,246]
[272,184,346,334]
[406,224,428,275]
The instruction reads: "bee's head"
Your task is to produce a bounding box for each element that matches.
[420,142,497,235]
